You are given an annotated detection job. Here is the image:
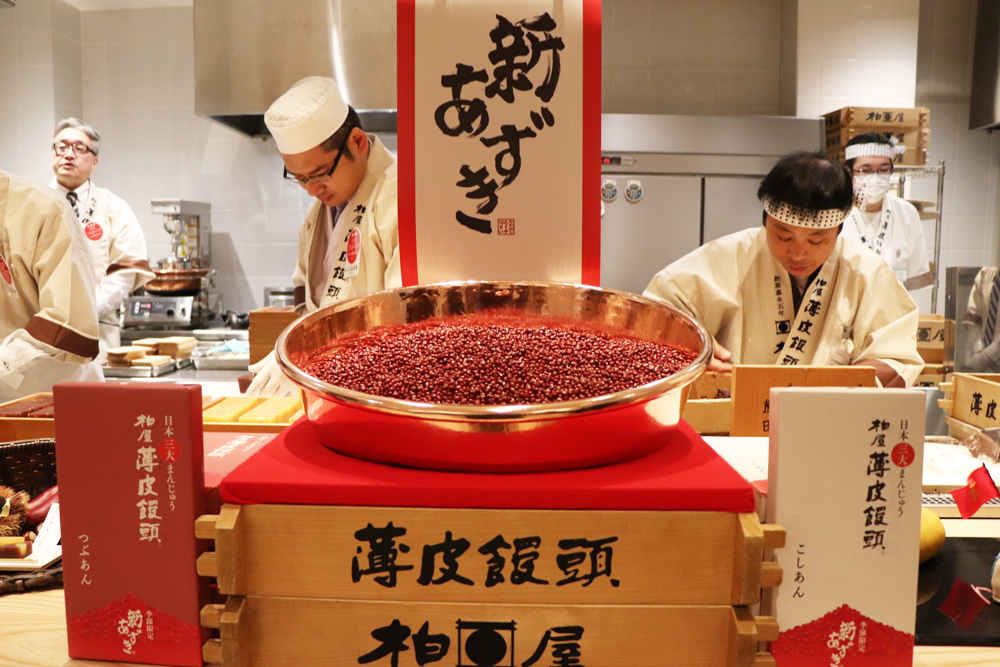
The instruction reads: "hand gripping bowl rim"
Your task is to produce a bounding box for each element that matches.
[273,280,713,423]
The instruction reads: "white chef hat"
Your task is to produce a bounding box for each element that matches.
[265,77,349,155]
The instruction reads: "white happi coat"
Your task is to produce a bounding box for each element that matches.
[842,194,930,288]
[643,226,923,386]
[50,179,155,353]
[0,170,103,401]
[293,135,401,311]
[247,135,400,397]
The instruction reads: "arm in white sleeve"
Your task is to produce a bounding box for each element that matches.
[96,271,134,319]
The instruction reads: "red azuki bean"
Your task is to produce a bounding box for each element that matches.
[299,313,698,405]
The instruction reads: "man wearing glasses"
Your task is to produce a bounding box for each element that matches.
[49,118,154,357]
[0,168,103,400]
[841,133,932,292]
[247,76,400,396]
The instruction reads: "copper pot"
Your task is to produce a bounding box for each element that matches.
[144,268,212,294]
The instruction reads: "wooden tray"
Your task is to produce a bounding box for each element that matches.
[939,373,1000,431]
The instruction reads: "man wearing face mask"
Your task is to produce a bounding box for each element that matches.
[644,151,922,388]
[842,133,932,292]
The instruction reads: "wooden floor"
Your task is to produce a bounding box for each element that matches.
[0,589,997,667]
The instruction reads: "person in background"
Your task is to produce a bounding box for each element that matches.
[962,265,1000,372]
[49,118,154,359]
[0,168,103,401]
[841,132,932,292]
[644,151,923,388]
[247,76,400,396]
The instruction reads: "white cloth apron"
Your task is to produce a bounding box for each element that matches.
[643,227,924,386]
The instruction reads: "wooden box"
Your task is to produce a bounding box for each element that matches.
[682,371,732,435]
[196,504,785,667]
[938,373,1000,431]
[822,106,930,131]
[917,314,953,365]
[0,392,54,441]
[248,306,299,365]
[825,126,930,153]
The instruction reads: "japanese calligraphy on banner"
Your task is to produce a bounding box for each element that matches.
[397,0,602,286]
[766,387,924,666]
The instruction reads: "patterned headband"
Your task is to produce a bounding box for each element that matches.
[844,137,906,161]
[763,195,849,230]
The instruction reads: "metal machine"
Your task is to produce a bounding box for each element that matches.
[123,200,221,329]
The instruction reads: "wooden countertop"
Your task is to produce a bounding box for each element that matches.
[0,589,997,667]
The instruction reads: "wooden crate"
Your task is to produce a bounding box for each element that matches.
[916,363,945,388]
[682,371,732,435]
[195,504,783,606]
[196,504,784,667]
[199,596,778,667]
[0,392,54,441]
[917,314,952,365]
[825,126,930,153]
[823,106,930,131]
[938,373,1000,430]
[248,306,300,365]
[730,365,876,437]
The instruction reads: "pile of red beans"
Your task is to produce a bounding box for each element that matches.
[299,314,698,405]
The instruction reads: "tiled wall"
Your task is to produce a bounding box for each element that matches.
[909,0,1000,311]
[602,0,783,115]
[795,0,921,117]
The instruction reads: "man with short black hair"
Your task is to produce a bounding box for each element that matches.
[644,151,923,388]
[247,76,400,396]
[50,117,154,357]
[842,132,931,292]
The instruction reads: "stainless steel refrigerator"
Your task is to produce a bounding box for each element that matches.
[600,115,825,295]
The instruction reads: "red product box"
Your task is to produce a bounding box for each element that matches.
[203,431,277,513]
[55,382,208,666]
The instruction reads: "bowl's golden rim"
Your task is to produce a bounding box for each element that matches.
[274,280,712,423]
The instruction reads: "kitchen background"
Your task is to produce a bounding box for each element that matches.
[0,0,997,313]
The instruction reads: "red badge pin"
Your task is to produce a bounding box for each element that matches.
[85,222,103,241]
[346,228,361,264]
[0,254,11,286]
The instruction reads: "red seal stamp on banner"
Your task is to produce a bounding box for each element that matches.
[158,438,181,462]
[346,228,361,264]
[0,254,11,286]
[84,222,103,241]
[891,442,915,467]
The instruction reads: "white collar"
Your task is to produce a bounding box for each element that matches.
[50,178,91,205]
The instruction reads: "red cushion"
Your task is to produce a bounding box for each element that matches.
[220,419,756,513]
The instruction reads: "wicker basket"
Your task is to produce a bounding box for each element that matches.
[0,438,62,595]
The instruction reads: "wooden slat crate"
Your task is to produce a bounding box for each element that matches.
[730,365,876,437]
[825,126,930,153]
[199,596,779,667]
[248,306,299,365]
[823,106,930,131]
[938,373,1000,431]
[196,504,786,667]
[916,363,945,388]
[682,371,731,435]
[917,314,952,365]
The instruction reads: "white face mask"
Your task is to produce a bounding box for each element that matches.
[854,172,891,206]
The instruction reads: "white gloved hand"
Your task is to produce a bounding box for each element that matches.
[245,350,298,398]
[0,349,25,391]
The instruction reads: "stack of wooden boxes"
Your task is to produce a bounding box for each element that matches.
[938,373,1000,440]
[915,314,952,387]
[823,106,930,166]
[195,503,785,667]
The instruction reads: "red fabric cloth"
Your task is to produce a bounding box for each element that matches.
[219,419,756,512]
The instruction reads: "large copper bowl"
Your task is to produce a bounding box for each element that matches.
[275,281,712,473]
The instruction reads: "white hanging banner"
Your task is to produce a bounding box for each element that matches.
[397,0,602,286]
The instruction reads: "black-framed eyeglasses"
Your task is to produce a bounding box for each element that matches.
[283,133,351,186]
[853,165,893,176]
[53,141,96,157]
